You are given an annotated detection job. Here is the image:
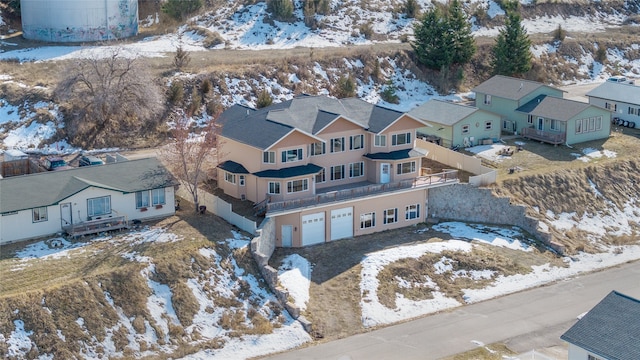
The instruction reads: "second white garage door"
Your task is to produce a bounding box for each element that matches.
[330,207,353,241]
[302,212,325,246]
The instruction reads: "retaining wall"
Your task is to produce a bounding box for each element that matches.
[428,184,563,253]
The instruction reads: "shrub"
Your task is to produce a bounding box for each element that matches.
[554,24,566,41]
[381,83,400,104]
[256,89,273,108]
[595,46,607,63]
[268,0,294,21]
[404,0,420,18]
[334,74,357,98]
[359,22,374,39]
[168,81,184,105]
[162,0,203,20]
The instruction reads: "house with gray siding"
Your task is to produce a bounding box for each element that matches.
[586,81,640,127]
[409,99,501,148]
[561,290,640,360]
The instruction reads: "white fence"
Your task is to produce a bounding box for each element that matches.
[177,186,257,235]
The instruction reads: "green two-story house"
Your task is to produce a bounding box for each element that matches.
[473,75,611,145]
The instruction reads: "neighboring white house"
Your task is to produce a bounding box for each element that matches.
[0,157,178,244]
[586,81,640,126]
[561,290,640,360]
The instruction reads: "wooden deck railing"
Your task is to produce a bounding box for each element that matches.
[63,215,128,238]
[521,127,565,145]
[265,170,458,214]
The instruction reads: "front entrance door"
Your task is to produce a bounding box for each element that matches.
[537,117,544,131]
[282,225,293,247]
[380,163,390,184]
[60,203,72,228]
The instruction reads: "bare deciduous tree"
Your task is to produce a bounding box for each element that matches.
[55,47,164,148]
[162,109,220,213]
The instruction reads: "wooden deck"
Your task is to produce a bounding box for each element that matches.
[63,216,128,237]
[521,128,565,145]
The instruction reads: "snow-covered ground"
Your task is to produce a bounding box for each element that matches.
[278,220,640,329]
[2,228,311,359]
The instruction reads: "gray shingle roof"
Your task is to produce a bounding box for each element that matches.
[516,95,593,121]
[218,95,405,150]
[408,99,479,126]
[561,291,640,360]
[0,158,177,213]
[472,75,563,101]
[586,81,640,105]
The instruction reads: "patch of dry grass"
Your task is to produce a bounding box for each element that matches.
[441,342,516,360]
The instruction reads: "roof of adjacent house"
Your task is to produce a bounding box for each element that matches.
[472,75,563,101]
[408,99,480,126]
[0,157,177,213]
[516,95,596,121]
[586,81,640,105]
[217,95,410,150]
[560,290,640,360]
[253,163,323,178]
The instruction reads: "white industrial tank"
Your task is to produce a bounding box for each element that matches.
[21,0,139,42]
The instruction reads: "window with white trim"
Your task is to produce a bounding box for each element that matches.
[331,165,345,180]
[331,137,345,153]
[33,207,48,222]
[462,125,469,134]
[605,102,617,111]
[396,161,416,175]
[578,116,603,134]
[316,168,326,183]
[485,121,493,130]
[349,162,364,178]
[350,134,364,150]
[360,212,375,229]
[576,119,583,134]
[263,151,276,164]
[282,148,303,163]
[550,119,561,131]
[405,204,420,220]
[268,181,281,194]
[239,175,245,186]
[151,188,166,205]
[136,190,150,208]
[383,208,397,224]
[484,94,492,105]
[588,355,604,360]
[225,172,236,184]
[374,134,386,147]
[310,142,325,156]
[88,196,111,217]
[527,114,534,124]
[392,132,411,146]
[287,179,308,193]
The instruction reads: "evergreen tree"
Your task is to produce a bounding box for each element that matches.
[411,1,475,72]
[303,0,316,27]
[268,0,294,21]
[411,6,453,71]
[256,89,273,109]
[162,0,202,20]
[491,12,532,77]
[447,0,476,67]
[404,0,420,18]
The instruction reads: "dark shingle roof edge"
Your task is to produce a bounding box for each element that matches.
[253,163,323,178]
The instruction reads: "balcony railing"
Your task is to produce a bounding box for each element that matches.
[520,127,566,145]
[62,215,128,238]
[264,170,458,214]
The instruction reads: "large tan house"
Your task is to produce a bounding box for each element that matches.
[216,95,459,247]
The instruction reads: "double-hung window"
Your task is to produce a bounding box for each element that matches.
[263,151,276,164]
[484,94,491,105]
[392,132,411,146]
[462,125,470,134]
[33,207,48,223]
[350,134,364,150]
[310,142,325,156]
[349,162,364,178]
[136,191,150,208]
[383,208,397,224]
[282,148,303,163]
[360,212,375,229]
[331,137,345,153]
[374,134,386,147]
[287,179,308,193]
[405,204,420,220]
[268,181,281,194]
[151,188,166,205]
[88,196,111,217]
[331,165,345,181]
[397,161,416,175]
[315,168,326,183]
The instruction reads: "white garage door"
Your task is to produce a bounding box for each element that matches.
[302,212,325,246]
[330,207,353,241]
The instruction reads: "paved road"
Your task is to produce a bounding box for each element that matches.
[265,260,640,360]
